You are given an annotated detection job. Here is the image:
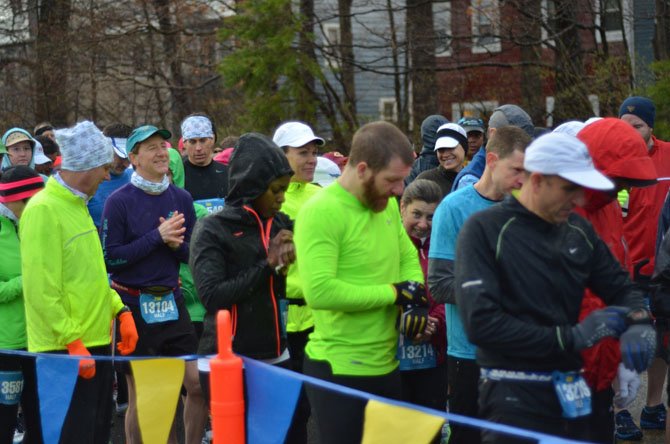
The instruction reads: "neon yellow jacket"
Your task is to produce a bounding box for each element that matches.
[281,181,321,333]
[0,214,25,349]
[295,182,423,376]
[20,178,125,352]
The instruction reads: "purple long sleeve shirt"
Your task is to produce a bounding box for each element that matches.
[101,182,195,305]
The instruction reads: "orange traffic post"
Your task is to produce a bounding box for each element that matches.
[210,310,245,444]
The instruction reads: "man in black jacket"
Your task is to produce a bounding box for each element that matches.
[455,132,656,443]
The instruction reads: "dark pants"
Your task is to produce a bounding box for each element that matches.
[400,362,448,411]
[286,328,312,374]
[303,356,402,444]
[0,353,41,444]
[588,388,614,444]
[285,330,313,444]
[478,378,590,444]
[52,345,114,444]
[447,356,481,444]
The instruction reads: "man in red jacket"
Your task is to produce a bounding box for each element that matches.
[575,118,657,443]
[618,96,670,437]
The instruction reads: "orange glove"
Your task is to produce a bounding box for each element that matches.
[66,339,96,379]
[117,311,139,355]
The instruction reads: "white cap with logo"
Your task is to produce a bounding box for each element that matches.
[524,133,614,191]
[32,140,52,165]
[273,122,325,148]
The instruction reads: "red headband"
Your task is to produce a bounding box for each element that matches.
[0,176,45,203]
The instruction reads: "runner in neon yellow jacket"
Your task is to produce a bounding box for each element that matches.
[0,214,25,350]
[282,181,321,333]
[20,177,125,352]
[0,166,45,443]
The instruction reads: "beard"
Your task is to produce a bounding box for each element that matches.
[362,175,390,213]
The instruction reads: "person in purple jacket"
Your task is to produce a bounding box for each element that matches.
[101,125,206,444]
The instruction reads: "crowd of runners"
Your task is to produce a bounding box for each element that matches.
[1,96,670,444]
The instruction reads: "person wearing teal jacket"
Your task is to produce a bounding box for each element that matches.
[20,121,138,444]
[294,121,427,444]
[0,166,44,443]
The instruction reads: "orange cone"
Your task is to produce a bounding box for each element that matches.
[210,310,245,444]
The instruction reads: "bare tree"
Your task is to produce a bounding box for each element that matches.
[406,0,437,136]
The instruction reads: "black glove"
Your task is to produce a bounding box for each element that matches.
[565,306,629,351]
[392,281,428,307]
[397,305,429,338]
[620,308,657,372]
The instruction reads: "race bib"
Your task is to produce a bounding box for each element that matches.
[279,299,289,338]
[552,371,592,418]
[195,198,225,214]
[0,371,23,405]
[139,292,179,324]
[397,335,437,371]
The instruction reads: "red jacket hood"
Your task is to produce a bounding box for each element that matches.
[578,117,657,183]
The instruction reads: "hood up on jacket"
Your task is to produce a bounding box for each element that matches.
[577,117,657,211]
[1,128,36,171]
[226,132,293,207]
[419,115,448,155]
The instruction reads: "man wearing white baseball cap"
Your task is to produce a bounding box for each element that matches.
[454,132,656,442]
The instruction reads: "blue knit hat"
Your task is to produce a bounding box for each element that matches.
[619,96,655,128]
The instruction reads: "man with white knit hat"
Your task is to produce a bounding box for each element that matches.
[20,120,138,443]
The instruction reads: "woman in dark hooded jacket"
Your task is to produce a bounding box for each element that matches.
[191,132,295,369]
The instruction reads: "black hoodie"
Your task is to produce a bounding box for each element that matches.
[190,133,294,359]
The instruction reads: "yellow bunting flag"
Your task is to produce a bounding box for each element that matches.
[361,400,444,444]
[131,358,185,444]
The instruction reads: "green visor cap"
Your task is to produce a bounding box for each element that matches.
[127,125,172,153]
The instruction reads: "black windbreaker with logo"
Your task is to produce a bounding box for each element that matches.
[190,133,293,359]
[455,196,645,372]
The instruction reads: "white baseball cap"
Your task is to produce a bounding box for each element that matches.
[524,133,614,191]
[313,156,341,187]
[434,123,467,150]
[273,122,325,148]
[552,121,585,137]
[32,140,52,165]
[109,137,128,159]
